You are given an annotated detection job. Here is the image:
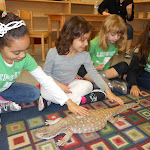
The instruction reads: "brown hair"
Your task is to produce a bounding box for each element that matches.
[98,14,127,52]
[0,10,29,49]
[136,19,150,66]
[55,16,92,55]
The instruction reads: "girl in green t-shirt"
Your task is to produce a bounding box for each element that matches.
[78,14,128,95]
[0,11,90,131]
[126,19,150,97]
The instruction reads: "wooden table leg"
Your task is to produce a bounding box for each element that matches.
[48,16,52,49]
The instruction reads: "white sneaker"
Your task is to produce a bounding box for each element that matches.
[38,96,51,111]
[125,50,131,58]
[10,102,22,111]
[0,101,21,114]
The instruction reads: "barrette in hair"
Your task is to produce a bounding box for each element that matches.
[0,20,26,37]
[2,12,7,18]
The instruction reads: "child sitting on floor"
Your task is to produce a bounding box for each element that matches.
[126,19,150,97]
[78,14,128,95]
[0,11,89,131]
[40,15,124,111]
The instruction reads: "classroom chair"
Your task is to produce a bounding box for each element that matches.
[18,10,50,61]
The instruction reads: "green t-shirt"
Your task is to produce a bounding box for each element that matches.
[0,53,38,92]
[144,53,150,72]
[89,37,118,71]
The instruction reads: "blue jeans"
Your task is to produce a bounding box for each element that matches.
[0,82,40,104]
[126,22,133,40]
[138,71,150,90]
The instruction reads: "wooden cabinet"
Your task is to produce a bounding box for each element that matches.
[5,0,96,31]
[4,0,150,46]
[0,0,6,11]
[5,0,71,31]
[5,0,71,16]
[130,0,150,46]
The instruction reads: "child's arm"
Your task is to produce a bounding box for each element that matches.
[126,54,144,97]
[30,66,70,106]
[66,99,89,116]
[130,85,142,97]
[56,82,72,93]
[105,89,124,105]
[94,64,105,71]
[30,66,89,116]
[84,53,124,105]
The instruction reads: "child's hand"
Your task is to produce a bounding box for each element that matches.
[102,11,111,16]
[66,99,89,116]
[56,82,72,93]
[95,64,105,71]
[130,85,141,97]
[105,89,124,105]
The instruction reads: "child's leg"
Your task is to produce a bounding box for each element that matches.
[100,71,127,95]
[0,101,21,113]
[81,89,106,104]
[40,86,59,104]
[0,96,9,103]
[0,82,40,104]
[66,79,93,104]
[41,79,93,105]
[137,71,150,90]
[105,62,128,79]
[100,62,128,95]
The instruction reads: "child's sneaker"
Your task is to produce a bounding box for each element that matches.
[125,50,131,58]
[85,89,106,103]
[111,80,127,95]
[0,101,21,114]
[38,96,51,111]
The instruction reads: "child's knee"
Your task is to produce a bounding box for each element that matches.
[83,80,93,92]
[121,62,128,71]
[118,62,128,75]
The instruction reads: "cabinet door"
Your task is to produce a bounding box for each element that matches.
[0,0,6,11]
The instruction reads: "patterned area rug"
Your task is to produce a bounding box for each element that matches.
[0,88,150,150]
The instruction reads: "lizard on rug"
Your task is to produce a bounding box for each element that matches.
[35,100,140,146]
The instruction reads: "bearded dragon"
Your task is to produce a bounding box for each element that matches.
[35,100,140,146]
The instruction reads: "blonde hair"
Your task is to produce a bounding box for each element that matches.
[98,14,127,52]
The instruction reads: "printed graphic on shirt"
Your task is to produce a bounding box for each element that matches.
[0,53,38,92]
[96,51,116,57]
[144,54,150,72]
[0,71,21,92]
[94,51,116,66]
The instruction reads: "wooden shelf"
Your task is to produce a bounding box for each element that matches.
[4,0,150,47]
[6,0,69,3]
[134,31,142,35]
[134,0,150,4]
[71,2,94,5]
[134,17,149,20]
[6,0,71,14]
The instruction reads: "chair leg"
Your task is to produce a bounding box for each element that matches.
[31,38,34,55]
[47,36,50,51]
[41,36,45,62]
